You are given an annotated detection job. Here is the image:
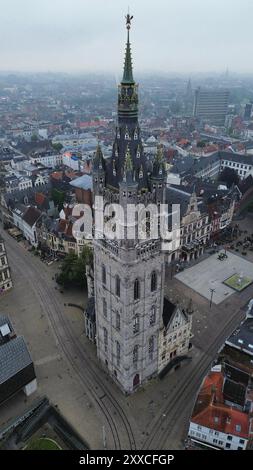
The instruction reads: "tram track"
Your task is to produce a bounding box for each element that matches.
[5,234,136,450]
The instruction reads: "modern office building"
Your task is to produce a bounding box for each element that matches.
[193,87,229,126]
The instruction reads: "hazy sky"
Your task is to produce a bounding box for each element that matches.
[0,0,252,74]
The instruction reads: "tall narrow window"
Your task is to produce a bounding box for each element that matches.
[102,264,106,285]
[149,336,154,360]
[116,341,121,366]
[115,275,120,297]
[133,314,140,334]
[103,328,108,353]
[133,345,138,364]
[116,312,120,331]
[134,278,140,300]
[103,298,107,318]
[150,306,156,325]
[151,271,157,292]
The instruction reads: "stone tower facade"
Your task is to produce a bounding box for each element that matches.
[93,15,167,393]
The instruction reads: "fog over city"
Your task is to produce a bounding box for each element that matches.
[0,0,253,74]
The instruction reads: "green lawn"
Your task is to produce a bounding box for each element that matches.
[25,438,61,450]
[223,274,253,292]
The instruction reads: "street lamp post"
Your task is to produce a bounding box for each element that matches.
[209,288,215,309]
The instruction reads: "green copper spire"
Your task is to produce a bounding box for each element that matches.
[122,13,134,84]
[152,144,166,179]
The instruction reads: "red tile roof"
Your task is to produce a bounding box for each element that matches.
[191,371,250,438]
[50,171,63,181]
[35,192,46,206]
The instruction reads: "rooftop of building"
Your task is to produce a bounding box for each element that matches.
[69,174,93,191]
[191,370,250,439]
[22,206,42,227]
[225,318,253,357]
[0,335,34,385]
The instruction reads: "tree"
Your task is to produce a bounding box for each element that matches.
[52,142,63,152]
[56,245,93,289]
[31,134,38,142]
[51,188,65,210]
[218,167,239,188]
[197,140,206,148]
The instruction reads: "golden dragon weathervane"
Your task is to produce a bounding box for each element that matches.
[125,12,133,30]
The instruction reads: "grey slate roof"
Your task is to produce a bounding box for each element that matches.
[22,206,41,227]
[226,318,253,356]
[220,150,253,165]
[0,336,33,385]
[166,186,191,218]
[223,378,246,407]
[162,298,176,328]
[70,174,93,191]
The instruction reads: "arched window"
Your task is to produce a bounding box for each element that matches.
[103,327,108,352]
[102,264,106,285]
[115,275,120,297]
[150,306,156,326]
[149,336,154,360]
[133,314,139,334]
[133,345,139,364]
[134,278,140,300]
[116,341,121,366]
[133,373,140,387]
[116,312,120,331]
[103,298,107,317]
[151,271,157,292]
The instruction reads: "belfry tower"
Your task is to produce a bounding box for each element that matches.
[93,15,166,393]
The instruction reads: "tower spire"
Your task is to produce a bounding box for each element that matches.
[122,12,134,84]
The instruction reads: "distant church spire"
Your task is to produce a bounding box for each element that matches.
[93,142,104,171]
[122,13,134,84]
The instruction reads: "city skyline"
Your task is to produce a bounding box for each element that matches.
[0,0,253,74]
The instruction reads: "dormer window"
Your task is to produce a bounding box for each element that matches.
[125,127,130,140]
[139,168,143,179]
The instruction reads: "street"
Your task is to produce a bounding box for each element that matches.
[1,229,253,450]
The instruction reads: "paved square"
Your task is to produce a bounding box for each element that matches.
[175,251,253,304]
